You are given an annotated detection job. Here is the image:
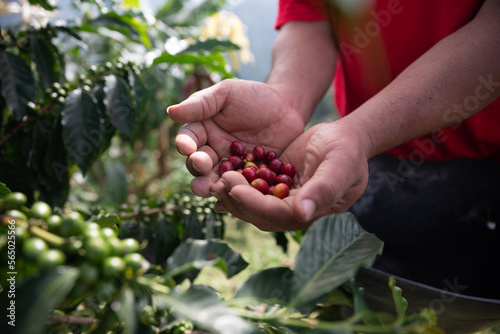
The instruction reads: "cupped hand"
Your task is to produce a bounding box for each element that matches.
[168,78,306,197]
[210,121,371,231]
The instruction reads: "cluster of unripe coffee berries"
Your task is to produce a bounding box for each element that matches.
[218,141,296,199]
[0,191,150,303]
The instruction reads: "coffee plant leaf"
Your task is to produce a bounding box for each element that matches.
[165,239,248,281]
[0,51,36,119]
[234,267,293,304]
[290,213,384,308]
[61,88,102,174]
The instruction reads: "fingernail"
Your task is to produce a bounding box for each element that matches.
[220,178,230,190]
[228,191,241,204]
[192,161,202,175]
[301,199,316,221]
[209,191,221,201]
[166,105,177,114]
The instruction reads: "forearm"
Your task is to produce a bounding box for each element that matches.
[343,0,500,159]
[266,21,338,124]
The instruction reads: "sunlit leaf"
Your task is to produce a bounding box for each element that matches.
[114,287,137,334]
[165,239,248,280]
[155,285,253,334]
[182,39,240,53]
[290,213,384,308]
[235,267,293,303]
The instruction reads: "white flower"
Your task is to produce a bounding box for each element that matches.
[199,10,254,71]
[0,0,58,30]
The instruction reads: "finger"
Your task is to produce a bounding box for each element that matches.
[217,172,307,231]
[191,167,220,198]
[185,145,220,176]
[292,155,368,223]
[175,122,208,156]
[167,80,232,123]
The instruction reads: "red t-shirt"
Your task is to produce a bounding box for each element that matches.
[275,0,500,161]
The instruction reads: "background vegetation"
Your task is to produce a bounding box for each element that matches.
[0,0,498,333]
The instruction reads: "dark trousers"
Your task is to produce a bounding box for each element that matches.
[349,154,500,299]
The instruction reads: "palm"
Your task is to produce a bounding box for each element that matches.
[196,80,305,158]
[212,122,369,231]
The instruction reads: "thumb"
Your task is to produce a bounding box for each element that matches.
[167,80,231,123]
[292,157,368,223]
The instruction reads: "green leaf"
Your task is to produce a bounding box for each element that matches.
[234,267,293,303]
[388,276,408,318]
[349,279,370,315]
[152,52,233,77]
[150,215,180,265]
[92,84,116,154]
[153,52,209,66]
[104,75,136,141]
[349,278,397,326]
[114,287,137,334]
[0,182,11,197]
[103,160,128,204]
[31,33,60,89]
[29,119,70,207]
[40,113,70,207]
[28,0,56,10]
[165,239,248,281]
[94,213,120,228]
[155,285,253,334]
[0,267,79,334]
[0,51,36,119]
[290,213,384,308]
[123,0,139,8]
[61,88,103,174]
[182,39,240,53]
[88,12,151,48]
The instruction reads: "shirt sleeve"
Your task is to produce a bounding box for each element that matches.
[275,0,330,29]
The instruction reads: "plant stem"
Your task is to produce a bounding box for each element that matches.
[0,116,38,143]
[47,314,99,325]
[30,225,65,247]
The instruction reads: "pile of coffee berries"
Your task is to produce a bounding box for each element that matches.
[218,141,296,199]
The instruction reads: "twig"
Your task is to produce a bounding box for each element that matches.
[118,207,164,220]
[47,314,99,326]
[0,116,38,143]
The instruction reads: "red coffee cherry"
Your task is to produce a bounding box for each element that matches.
[228,155,244,169]
[251,178,269,194]
[267,185,275,195]
[230,140,246,156]
[276,174,293,188]
[219,160,234,174]
[257,163,268,169]
[219,142,297,199]
[242,167,257,183]
[253,145,266,161]
[272,183,289,199]
[256,167,276,185]
[265,151,278,163]
[268,159,284,174]
[244,161,258,171]
[243,152,255,163]
[281,163,296,178]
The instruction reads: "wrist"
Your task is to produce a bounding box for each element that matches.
[334,116,375,161]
